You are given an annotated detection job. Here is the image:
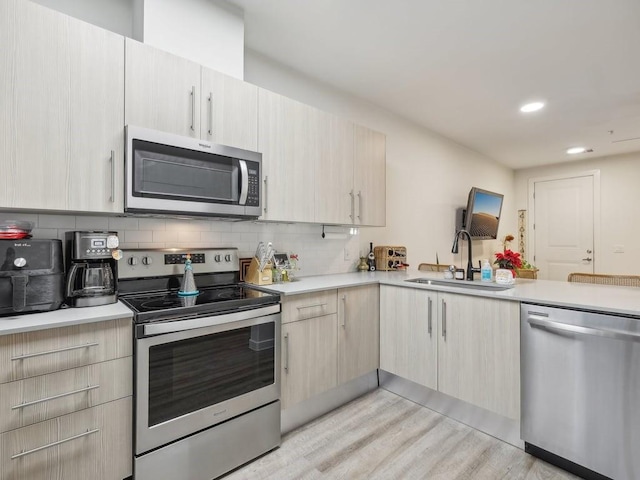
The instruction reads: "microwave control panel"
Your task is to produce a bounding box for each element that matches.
[246,162,260,206]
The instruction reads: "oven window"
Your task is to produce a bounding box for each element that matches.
[147,322,275,427]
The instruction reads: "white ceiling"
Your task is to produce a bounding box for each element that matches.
[228,0,640,169]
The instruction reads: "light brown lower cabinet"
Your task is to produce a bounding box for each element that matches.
[0,396,131,480]
[380,286,520,420]
[281,313,338,410]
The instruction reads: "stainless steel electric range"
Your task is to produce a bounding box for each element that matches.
[118,248,281,480]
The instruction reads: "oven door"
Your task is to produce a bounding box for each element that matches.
[125,125,261,218]
[135,305,280,455]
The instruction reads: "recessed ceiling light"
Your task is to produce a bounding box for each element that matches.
[520,102,545,113]
[566,147,587,155]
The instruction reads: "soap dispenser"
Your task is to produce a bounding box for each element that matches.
[481,259,493,282]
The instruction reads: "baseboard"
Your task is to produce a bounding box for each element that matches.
[378,370,523,448]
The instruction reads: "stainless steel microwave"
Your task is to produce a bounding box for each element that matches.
[125,126,261,219]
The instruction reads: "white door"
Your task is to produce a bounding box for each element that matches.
[532,175,595,281]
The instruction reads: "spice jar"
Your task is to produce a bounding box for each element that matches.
[455,268,465,280]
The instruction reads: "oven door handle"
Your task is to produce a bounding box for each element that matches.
[142,304,280,336]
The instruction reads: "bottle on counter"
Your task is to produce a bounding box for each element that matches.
[367,243,376,271]
[481,259,493,282]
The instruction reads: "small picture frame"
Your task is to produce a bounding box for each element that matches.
[239,257,253,282]
[272,253,289,269]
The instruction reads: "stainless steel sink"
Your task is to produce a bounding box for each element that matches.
[405,278,514,291]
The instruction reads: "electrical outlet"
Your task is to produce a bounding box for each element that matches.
[614,244,625,253]
[344,248,351,261]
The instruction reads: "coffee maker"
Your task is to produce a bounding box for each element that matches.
[65,231,120,307]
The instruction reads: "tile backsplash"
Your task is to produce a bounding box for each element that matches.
[1,212,362,276]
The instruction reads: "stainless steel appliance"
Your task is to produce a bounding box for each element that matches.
[0,239,64,315]
[521,303,640,480]
[65,231,119,307]
[125,125,262,218]
[119,248,281,480]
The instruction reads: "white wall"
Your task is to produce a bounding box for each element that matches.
[31,0,134,37]
[134,0,244,79]
[514,152,640,274]
[245,51,516,269]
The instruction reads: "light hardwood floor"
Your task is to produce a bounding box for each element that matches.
[225,389,578,480]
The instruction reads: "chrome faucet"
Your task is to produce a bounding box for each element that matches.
[451,229,481,281]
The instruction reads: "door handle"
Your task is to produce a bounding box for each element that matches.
[109,150,115,203]
[263,176,268,214]
[349,190,354,221]
[208,92,213,136]
[284,332,289,373]
[190,86,196,132]
[357,191,362,221]
[528,316,640,342]
[441,299,446,340]
[582,257,592,262]
[427,297,432,336]
[341,294,347,328]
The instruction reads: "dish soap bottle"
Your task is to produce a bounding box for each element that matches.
[481,259,493,282]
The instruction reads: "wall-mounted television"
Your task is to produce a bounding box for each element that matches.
[463,187,504,239]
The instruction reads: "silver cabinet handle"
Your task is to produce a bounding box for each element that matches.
[11,429,100,459]
[12,385,100,410]
[283,333,289,373]
[349,190,355,221]
[357,191,362,221]
[341,294,347,328]
[528,316,640,343]
[296,303,327,310]
[11,342,99,361]
[190,86,196,132]
[441,299,447,339]
[208,92,213,136]
[427,297,432,336]
[263,176,268,214]
[109,150,115,203]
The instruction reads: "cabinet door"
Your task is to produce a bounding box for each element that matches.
[200,67,258,150]
[437,293,520,419]
[0,0,124,213]
[337,285,379,385]
[0,397,132,480]
[379,286,437,390]
[125,39,201,138]
[354,125,386,226]
[314,116,354,224]
[258,88,318,222]
[281,314,337,410]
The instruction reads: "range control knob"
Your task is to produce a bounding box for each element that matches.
[142,256,153,266]
[214,254,221,262]
[13,258,27,268]
[224,254,232,262]
[127,257,139,266]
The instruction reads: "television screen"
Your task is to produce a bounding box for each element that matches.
[464,187,504,239]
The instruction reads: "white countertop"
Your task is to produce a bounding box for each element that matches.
[261,269,640,317]
[0,302,133,335]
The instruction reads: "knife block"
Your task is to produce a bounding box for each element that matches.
[245,257,273,286]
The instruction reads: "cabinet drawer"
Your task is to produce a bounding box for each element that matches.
[0,357,132,434]
[0,318,132,384]
[282,290,337,323]
[0,397,132,480]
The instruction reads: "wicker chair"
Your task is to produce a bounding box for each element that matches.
[567,273,640,287]
[418,263,450,272]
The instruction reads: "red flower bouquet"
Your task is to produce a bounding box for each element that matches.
[494,249,523,276]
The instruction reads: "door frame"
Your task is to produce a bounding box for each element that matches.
[527,170,601,273]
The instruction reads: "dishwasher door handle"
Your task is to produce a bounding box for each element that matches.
[527,315,640,343]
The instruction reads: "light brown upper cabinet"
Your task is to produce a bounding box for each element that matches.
[125,39,259,152]
[354,125,386,226]
[0,0,124,213]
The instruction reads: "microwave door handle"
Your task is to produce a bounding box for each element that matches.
[239,159,249,205]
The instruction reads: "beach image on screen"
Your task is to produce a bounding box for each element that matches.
[469,191,502,237]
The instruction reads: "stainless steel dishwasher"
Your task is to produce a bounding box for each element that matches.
[521,303,640,480]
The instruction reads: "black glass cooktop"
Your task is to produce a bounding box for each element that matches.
[120,284,280,323]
